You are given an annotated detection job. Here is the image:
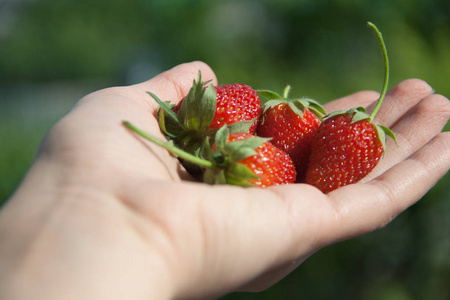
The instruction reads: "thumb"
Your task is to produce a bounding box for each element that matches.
[131,61,218,108]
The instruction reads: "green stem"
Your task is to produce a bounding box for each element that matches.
[283,85,291,99]
[123,121,214,168]
[367,21,390,122]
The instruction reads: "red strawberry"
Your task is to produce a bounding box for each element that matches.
[208,131,297,187]
[255,86,325,182]
[123,123,296,187]
[305,110,388,193]
[305,22,396,193]
[173,83,261,133]
[150,72,261,176]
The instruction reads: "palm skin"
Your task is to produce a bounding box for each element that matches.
[0,61,449,300]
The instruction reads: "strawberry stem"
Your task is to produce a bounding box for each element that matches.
[282,85,291,99]
[123,121,214,168]
[367,21,390,122]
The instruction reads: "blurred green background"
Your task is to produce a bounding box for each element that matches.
[0,0,449,299]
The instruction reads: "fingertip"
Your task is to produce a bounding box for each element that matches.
[389,78,434,99]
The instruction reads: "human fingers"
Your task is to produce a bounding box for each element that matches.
[368,78,435,127]
[238,91,449,291]
[363,92,450,181]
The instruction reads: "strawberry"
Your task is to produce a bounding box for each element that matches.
[205,130,296,187]
[173,82,261,133]
[150,72,261,176]
[305,22,396,193]
[255,86,325,182]
[123,123,296,187]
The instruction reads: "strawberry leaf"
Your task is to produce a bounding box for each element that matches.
[223,139,260,162]
[227,118,258,134]
[214,125,229,152]
[179,79,216,132]
[303,98,327,117]
[224,135,271,162]
[323,109,347,120]
[203,168,227,185]
[225,163,260,187]
[149,92,180,124]
[287,100,304,117]
[374,124,387,153]
[379,125,397,145]
[351,107,370,123]
[151,96,184,138]
[257,90,284,101]
[372,124,397,156]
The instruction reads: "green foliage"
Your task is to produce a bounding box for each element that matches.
[0,0,449,298]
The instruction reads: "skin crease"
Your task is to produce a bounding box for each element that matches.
[0,61,449,300]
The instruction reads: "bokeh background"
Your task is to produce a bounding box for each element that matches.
[0,0,449,299]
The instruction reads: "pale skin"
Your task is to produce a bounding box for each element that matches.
[0,61,449,300]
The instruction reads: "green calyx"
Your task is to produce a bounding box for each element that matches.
[123,121,265,187]
[151,71,216,140]
[324,107,396,152]
[257,85,326,121]
[203,125,270,186]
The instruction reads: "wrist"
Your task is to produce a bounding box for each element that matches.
[0,159,175,300]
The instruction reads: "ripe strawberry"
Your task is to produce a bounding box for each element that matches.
[123,123,296,187]
[206,130,296,187]
[173,83,261,133]
[150,72,261,176]
[305,22,396,193]
[256,86,325,182]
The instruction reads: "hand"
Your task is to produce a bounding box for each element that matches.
[0,61,449,300]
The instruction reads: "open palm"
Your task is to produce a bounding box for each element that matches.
[1,61,449,300]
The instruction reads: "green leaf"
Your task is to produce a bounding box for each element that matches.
[148,92,180,124]
[225,163,260,187]
[257,90,283,101]
[227,118,257,134]
[178,72,216,132]
[323,109,347,120]
[201,136,214,161]
[198,84,217,128]
[261,99,284,112]
[158,110,174,138]
[379,125,397,145]
[376,125,397,150]
[374,124,387,152]
[225,144,258,162]
[373,124,397,156]
[288,100,306,118]
[214,125,229,152]
[203,168,227,185]
[303,98,327,116]
[224,136,270,162]
[351,107,370,123]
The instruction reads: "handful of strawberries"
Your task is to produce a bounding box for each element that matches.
[124,22,396,193]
